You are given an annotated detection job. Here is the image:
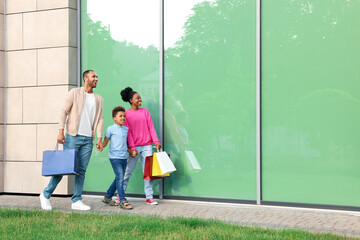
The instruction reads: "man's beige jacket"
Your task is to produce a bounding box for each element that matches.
[59,87,104,142]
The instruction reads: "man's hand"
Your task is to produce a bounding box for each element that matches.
[57,130,65,144]
[96,138,103,152]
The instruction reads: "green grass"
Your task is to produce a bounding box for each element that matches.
[0,208,350,239]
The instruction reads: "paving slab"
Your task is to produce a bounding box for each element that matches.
[1,194,360,238]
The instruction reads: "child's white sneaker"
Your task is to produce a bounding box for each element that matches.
[39,192,52,211]
[71,200,91,211]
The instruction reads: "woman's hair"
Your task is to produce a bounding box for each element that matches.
[120,87,137,104]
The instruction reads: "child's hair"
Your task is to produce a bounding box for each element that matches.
[112,106,125,117]
[121,87,137,104]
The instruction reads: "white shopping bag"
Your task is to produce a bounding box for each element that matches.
[185,150,201,173]
[155,151,177,174]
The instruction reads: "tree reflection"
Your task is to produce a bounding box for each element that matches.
[261,0,360,203]
[164,0,256,197]
[82,13,161,193]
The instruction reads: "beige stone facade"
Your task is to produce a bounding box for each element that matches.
[1,0,77,195]
[1,0,5,193]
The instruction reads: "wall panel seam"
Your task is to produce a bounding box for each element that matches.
[6,123,58,125]
[35,124,37,161]
[77,0,80,87]
[21,88,23,123]
[6,84,77,88]
[35,50,38,86]
[21,13,23,49]
[6,7,74,15]
[7,46,75,52]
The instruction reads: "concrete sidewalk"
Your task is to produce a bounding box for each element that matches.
[1,194,360,238]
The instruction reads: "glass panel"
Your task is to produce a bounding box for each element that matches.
[164,0,257,199]
[81,0,160,195]
[262,0,360,206]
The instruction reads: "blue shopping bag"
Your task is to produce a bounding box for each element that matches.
[42,143,79,176]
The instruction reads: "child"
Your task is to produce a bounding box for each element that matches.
[101,106,137,210]
[119,87,161,205]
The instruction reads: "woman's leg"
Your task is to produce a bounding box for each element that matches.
[139,145,154,199]
[123,147,139,192]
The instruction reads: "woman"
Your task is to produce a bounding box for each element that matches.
[119,87,161,205]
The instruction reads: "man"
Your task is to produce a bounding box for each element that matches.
[40,70,104,211]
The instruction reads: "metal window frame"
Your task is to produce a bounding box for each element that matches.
[77,0,81,87]
[159,0,165,199]
[256,0,262,205]
[158,0,262,203]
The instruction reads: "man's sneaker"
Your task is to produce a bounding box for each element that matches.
[39,192,52,210]
[71,200,91,211]
[146,198,158,205]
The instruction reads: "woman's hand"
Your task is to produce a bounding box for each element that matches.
[155,143,161,151]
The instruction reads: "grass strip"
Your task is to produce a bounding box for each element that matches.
[0,208,350,239]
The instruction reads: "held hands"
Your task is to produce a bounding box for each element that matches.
[128,147,138,158]
[130,149,138,158]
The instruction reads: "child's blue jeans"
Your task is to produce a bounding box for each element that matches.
[105,158,127,202]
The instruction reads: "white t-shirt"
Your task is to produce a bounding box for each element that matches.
[77,92,96,137]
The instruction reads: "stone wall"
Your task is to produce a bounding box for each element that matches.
[2,0,78,194]
[1,0,4,193]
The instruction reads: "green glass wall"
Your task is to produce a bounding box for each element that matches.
[163,0,257,199]
[262,0,360,206]
[81,0,160,195]
[80,0,360,207]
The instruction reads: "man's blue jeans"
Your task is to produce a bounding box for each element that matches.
[123,145,154,199]
[43,134,93,203]
[105,158,127,202]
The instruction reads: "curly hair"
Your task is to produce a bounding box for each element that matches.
[112,106,125,117]
[120,87,137,104]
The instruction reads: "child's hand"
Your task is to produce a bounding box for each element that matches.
[101,137,109,150]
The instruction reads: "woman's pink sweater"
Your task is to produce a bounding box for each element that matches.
[124,108,160,150]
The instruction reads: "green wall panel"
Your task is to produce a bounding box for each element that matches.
[262,0,360,206]
[81,0,160,195]
[163,0,257,199]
